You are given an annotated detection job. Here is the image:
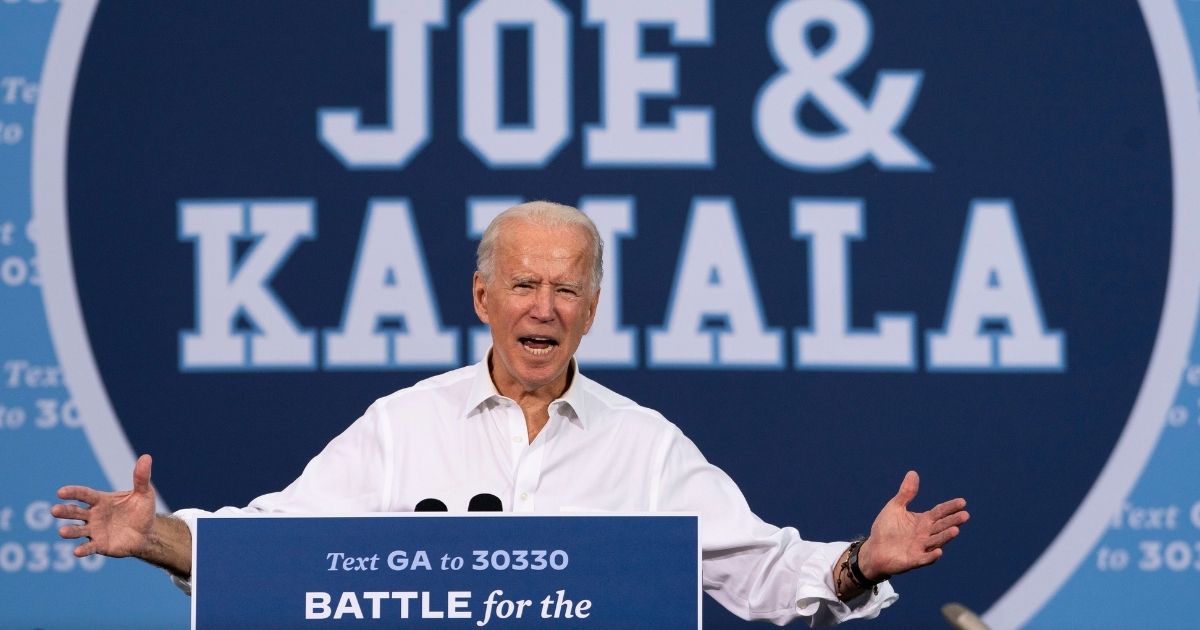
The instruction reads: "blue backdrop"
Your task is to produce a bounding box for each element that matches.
[4,1,1200,628]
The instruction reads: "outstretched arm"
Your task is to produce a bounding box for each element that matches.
[834,470,969,600]
[52,454,192,579]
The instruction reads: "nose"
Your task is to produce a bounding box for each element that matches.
[529,285,555,321]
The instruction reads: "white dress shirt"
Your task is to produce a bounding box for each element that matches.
[175,359,896,625]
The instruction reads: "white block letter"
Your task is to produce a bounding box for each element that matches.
[927,200,1065,370]
[793,199,914,369]
[324,199,458,367]
[334,592,364,620]
[753,0,928,172]
[585,0,712,166]
[649,198,782,367]
[319,0,446,168]
[462,0,571,166]
[306,592,332,619]
[179,200,315,369]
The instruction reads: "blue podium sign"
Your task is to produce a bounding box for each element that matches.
[193,514,700,629]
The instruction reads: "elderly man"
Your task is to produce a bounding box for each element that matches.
[54,201,968,626]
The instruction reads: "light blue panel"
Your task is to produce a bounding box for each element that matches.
[1028,340,1200,627]
[1181,0,1200,78]
[0,3,188,627]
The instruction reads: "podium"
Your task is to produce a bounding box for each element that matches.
[193,514,700,629]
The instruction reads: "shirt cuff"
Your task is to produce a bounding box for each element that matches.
[793,541,899,626]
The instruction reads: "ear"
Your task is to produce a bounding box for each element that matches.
[582,287,600,335]
[472,272,491,324]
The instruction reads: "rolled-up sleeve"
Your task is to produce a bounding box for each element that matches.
[652,426,898,626]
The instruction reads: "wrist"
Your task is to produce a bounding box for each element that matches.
[142,514,193,578]
[137,514,167,561]
[850,538,889,585]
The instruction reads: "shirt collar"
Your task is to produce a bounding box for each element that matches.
[462,352,591,430]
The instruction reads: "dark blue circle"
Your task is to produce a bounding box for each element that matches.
[68,2,1170,626]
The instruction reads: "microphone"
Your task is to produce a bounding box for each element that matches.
[415,498,448,512]
[941,602,990,630]
[468,493,504,512]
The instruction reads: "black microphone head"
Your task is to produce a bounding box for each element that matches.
[415,498,448,512]
[467,493,503,512]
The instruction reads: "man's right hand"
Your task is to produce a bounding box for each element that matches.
[51,454,192,577]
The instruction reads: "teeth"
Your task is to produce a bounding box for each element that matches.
[520,337,556,356]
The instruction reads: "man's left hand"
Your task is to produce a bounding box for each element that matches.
[858,470,969,581]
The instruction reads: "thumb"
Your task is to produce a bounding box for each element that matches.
[132,454,153,494]
[891,470,919,508]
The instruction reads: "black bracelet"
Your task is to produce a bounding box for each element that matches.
[848,539,889,587]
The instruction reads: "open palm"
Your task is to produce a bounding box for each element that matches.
[859,470,969,580]
[52,454,157,559]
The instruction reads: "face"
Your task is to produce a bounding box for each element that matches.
[473,220,599,399]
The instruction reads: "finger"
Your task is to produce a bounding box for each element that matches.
[132,454,153,494]
[50,504,89,521]
[58,523,90,540]
[891,470,919,508]
[925,526,961,550]
[915,547,944,567]
[929,512,969,536]
[73,541,99,558]
[927,497,967,520]
[56,485,100,505]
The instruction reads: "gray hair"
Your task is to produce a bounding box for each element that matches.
[476,200,604,292]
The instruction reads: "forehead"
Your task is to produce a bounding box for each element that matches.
[493,221,592,276]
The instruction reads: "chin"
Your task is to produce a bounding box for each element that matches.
[514,364,566,388]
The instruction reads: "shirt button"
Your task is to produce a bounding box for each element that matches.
[511,436,522,444]
[519,492,529,501]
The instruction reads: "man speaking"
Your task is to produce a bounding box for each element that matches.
[53,201,969,626]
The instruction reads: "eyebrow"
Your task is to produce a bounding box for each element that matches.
[508,275,584,289]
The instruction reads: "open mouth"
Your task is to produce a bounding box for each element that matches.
[519,336,559,356]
